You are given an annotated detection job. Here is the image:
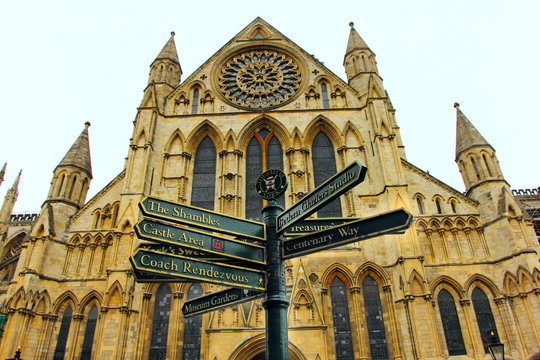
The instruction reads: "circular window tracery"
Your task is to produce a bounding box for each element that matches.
[217,49,302,109]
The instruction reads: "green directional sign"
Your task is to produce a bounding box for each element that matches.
[277,160,367,234]
[182,287,263,317]
[282,208,413,259]
[283,217,360,236]
[131,266,185,283]
[139,196,265,241]
[134,219,265,265]
[130,246,266,291]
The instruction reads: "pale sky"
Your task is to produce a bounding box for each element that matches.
[0,0,538,213]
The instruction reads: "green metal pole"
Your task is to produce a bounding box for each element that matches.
[262,199,289,360]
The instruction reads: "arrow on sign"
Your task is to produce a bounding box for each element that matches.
[282,208,413,259]
[134,219,265,265]
[139,196,266,241]
[277,160,367,234]
[182,287,263,317]
[130,246,266,291]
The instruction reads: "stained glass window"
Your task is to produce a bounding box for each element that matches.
[149,284,172,360]
[192,89,199,115]
[53,306,72,360]
[245,128,284,221]
[437,289,466,355]
[321,83,330,109]
[80,306,98,360]
[182,283,203,360]
[191,136,216,211]
[363,276,389,360]
[472,288,499,352]
[312,132,341,217]
[330,277,354,360]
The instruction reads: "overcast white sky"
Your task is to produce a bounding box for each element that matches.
[0,0,538,213]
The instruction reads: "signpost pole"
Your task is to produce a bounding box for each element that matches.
[262,199,289,360]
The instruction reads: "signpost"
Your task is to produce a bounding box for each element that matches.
[276,160,367,234]
[282,209,412,259]
[182,288,263,317]
[130,246,266,291]
[130,161,414,360]
[139,196,266,241]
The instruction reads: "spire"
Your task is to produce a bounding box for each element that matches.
[0,163,5,187]
[454,103,491,160]
[9,170,21,194]
[345,22,370,56]
[153,31,180,66]
[57,122,92,178]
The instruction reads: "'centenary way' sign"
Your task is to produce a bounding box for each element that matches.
[130,246,266,291]
[276,160,367,234]
[134,219,265,266]
[182,288,263,317]
[139,196,266,241]
[282,209,412,259]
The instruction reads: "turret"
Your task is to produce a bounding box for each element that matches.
[454,103,505,193]
[0,170,21,226]
[148,31,182,87]
[46,122,92,208]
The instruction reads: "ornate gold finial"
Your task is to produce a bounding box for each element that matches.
[171,31,175,37]
[85,121,91,128]
[349,22,354,28]
[454,102,460,109]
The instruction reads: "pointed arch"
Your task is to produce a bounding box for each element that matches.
[164,128,186,154]
[355,261,391,286]
[135,129,147,147]
[291,128,303,148]
[504,271,520,296]
[228,333,307,360]
[303,116,342,150]
[33,291,51,314]
[11,287,26,309]
[79,290,103,310]
[342,121,364,148]
[186,119,224,153]
[321,263,355,289]
[533,268,540,286]
[430,275,465,298]
[464,274,502,298]
[224,129,237,151]
[408,269,426,295]
[238,114,291,150]
[104,280,124,307]
[516,266,534,292]
[293,289,314,305]
[53,290,79,314]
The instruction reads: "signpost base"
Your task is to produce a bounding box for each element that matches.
[262,200,289,360]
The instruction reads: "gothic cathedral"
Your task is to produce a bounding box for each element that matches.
[0,18,539,360]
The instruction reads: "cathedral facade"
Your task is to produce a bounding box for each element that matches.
[0,18,539,360]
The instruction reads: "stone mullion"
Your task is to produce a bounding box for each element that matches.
[437,229,449,260]
[464,228,477,259]
[425,295,442,356]
[90,309,106,360]
[112,307,129,359]
[179,152,192,203]
[37,314,58,360]
[233,150,242,216]
[63,245,75,274]
[507,296,529,354]
[169,292,183,359]
[65,314,83,360]
[494,297,522,357]
[403,296,419,359]
[382,284,402,359]
[424,229,435,260]
[87,244,97,275]
[350,286,368,360]
[118,307,132,359]
[75,244,86,275]
[519,292,540,344]
[35,315,52,359]
[451,229,463,260]
[11,310,30,355]
[477,227,490,257]
[459,299,483,359]
[98,243,108,275]
[135,293,152,360]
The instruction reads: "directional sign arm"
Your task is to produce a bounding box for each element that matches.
[182,288,263,317]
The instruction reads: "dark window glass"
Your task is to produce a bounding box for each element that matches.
[472,288,499,352]
[57,175,65,196]
[312,132,341,217]
[245,128,284,221]
[68,176,77,199]
[436,199,442,214]
[363,276,389,360]
[438,289,466,355]
[483,155,493,177]
[192,89,199,114]
[191,136,216,211]
[321,83,330,109]
[330,277,354,360]
[416,198,424,215]
[182,284,203,360]
[451,201,457,213]
[149,284,172,360]
[471,158,480,180]
[53,306,72,360]
[80,306,99,360]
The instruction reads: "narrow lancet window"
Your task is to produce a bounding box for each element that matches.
[191,136,216,210]
[471,157,480,180]
[483,154,493,177]
[149,284,172,360]
[53,306,72,360]
[472,288,499,352]
[416,197,424,215]
[438,289,466,355]
[321,83,330,109]
[330,277,354,360]
[80,306,99,360]
[363,276,389,360]
[182,283,203,360]
[312,132,341,217]
[191,88,200,114]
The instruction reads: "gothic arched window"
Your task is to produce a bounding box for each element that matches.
[245,128,284,221]
[80,306,99,360]
[330,277,354,360]
[312,132,341,217]
[472,288,499,352]
[437,289,466,355]
[182,283,203,360]
[416,196,424,215]
[191,136,216,210]
[471,157,481,180]
[53,305,72,360]
[363,276,389,360]
[321,83,330,109]
[149,284,172,360]
[191,88,200,114]
[435,198,442,214]
[482,154,493,177]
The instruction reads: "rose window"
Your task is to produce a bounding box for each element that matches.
[218,50,302,109]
